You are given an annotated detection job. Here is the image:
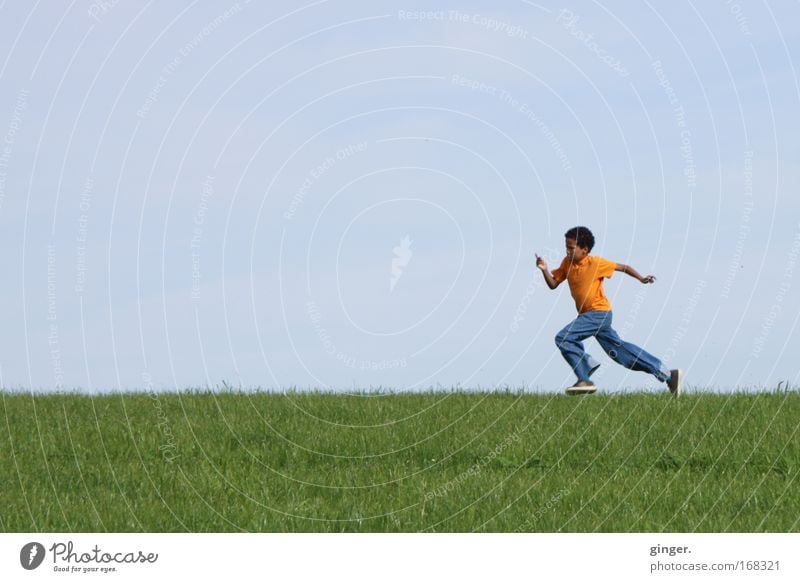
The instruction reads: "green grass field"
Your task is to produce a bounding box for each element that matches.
[2,390,798,532]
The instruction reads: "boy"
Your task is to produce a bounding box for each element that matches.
[536,226,682,396]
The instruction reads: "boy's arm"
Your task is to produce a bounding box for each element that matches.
[536,254,561,289]
[615,263,656,284]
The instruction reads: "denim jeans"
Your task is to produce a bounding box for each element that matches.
[555,310,670,383]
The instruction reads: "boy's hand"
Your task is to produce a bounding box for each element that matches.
[616,263,655,284]
[536,253,559,289]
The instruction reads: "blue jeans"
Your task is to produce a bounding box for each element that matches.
[555,311,670,383]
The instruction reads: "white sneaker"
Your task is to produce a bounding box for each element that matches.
[566,380,597,396]
[667,369,683,396]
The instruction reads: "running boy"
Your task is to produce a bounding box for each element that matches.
[536,226,682,395]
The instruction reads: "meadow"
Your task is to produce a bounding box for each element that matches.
[2,390,798,532]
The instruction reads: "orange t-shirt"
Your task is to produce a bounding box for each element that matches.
[552,255,617,313]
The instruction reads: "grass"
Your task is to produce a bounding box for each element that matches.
[1,389,799,532]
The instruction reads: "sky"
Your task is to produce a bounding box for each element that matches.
[0,0,798,392]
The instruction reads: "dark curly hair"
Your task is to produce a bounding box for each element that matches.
[564,226,595,252]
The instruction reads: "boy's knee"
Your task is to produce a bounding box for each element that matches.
[597,335,621,350]
[555,330,566,345]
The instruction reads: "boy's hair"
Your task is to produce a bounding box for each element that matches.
[565,226,595,252]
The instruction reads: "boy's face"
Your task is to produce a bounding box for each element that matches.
[565,238,589,263]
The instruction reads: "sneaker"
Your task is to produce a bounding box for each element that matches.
[667,369,683,396]
[566,380,597,396]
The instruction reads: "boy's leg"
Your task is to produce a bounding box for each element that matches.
[555,311,605,382]
[594,314,670,382]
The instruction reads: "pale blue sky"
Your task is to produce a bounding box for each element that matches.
[0,1,798,392]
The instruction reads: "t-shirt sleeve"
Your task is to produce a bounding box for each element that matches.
[551,258,568,283]
[596,257,617,278]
